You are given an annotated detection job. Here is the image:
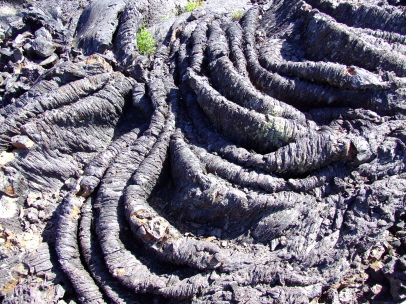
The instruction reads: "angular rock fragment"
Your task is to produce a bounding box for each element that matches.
[0,166,27,197]
[10,135,34,149]
[31,27,55,58]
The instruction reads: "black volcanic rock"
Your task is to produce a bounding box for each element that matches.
[0,0,405,303]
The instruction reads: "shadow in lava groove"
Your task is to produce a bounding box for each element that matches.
[0,0,406,303]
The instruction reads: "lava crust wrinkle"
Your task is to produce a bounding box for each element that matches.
[0,0,406,303]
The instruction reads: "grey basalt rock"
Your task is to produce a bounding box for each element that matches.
[75,0,127,56]
[31,27,55,58]
[0,0,406,303]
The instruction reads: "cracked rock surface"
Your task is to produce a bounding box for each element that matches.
[0,0,406,303]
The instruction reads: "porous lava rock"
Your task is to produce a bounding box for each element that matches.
[0,0,405,303]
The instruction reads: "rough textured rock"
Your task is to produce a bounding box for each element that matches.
[0,0,405,303]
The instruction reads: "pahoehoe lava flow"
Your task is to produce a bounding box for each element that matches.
[0,0,406,303]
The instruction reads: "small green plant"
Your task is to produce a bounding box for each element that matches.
[232,10,244,21]
[162,14,173,21]
[184,0,205,13]
[136,24,156,55]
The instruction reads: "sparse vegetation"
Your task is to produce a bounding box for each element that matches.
[232,10,244,21]
[136,24,156,55]
[184,0,205,13]
[162,14,173,20]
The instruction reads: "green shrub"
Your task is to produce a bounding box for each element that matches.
[232,10,244,21]
[136,24,156,55]
[184,0,205,13]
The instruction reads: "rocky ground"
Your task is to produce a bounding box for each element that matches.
[0,0,405,303]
